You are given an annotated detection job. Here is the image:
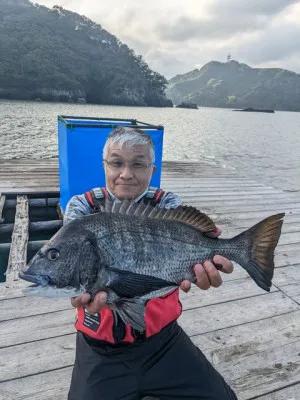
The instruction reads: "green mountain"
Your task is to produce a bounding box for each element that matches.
[166,60,300,111]
[0,0,172,106]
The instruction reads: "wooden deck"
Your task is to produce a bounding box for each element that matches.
[0,159,300,400]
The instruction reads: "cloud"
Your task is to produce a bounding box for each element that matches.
[34,0,300,77]
[209,0,299,16]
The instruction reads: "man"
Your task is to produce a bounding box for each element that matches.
[65,126,237,400]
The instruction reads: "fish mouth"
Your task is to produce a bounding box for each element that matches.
[19,271,51,287]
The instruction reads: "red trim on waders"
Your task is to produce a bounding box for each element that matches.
[101,187,109,199]
[154,189,164,203]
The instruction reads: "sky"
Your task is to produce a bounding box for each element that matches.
[35,0,300,78]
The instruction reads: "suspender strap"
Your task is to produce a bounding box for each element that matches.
[154,189,164,204]
[84,188,109,212]
[85,187,167,210]
[84,191,94,208]
[144,187,166,206]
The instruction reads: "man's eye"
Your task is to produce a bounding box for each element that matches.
[132,162,147,169]
[111,161,123,168]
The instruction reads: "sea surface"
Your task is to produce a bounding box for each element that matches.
[0,99,299,192]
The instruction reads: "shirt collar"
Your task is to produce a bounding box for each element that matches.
[107,187,149,203]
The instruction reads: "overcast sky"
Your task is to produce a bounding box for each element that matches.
[35,0,300,78]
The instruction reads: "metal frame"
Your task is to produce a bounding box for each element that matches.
[58,115,164,130]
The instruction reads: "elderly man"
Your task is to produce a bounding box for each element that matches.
[65,126,237,400]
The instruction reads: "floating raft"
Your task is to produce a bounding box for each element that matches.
[0,159,300,400]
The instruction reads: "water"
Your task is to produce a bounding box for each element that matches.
[0,99,299,192]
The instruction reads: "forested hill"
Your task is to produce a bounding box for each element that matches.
[166,60,300,111]
[0,0,172,106]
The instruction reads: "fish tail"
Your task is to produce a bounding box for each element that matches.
[231,213,285,292]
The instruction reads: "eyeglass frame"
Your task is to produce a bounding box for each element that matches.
[103,159,154,172]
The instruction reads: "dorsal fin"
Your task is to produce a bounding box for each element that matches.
[100,199,217,234]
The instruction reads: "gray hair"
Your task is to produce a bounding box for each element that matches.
[103,126,155,163]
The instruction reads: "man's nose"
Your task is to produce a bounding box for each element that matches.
[119,165,134,179]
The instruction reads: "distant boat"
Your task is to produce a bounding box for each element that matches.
[233,107,275,114]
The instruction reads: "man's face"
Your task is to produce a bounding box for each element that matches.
[103,143,156,200]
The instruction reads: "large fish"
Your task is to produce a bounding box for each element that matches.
[19,201,285,330]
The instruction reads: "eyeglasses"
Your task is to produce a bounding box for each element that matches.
[104,160,153,172]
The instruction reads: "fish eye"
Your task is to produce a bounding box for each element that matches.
[47,249,60,261]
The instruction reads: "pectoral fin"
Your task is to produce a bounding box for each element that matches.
[115,298,146,331]
[107,268,177,298]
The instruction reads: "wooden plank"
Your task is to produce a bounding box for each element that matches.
[180,278,278,311]
[179,292,300,337]
[0,309,75,348]
[177,195,300,206]
[5,195,29,287]
[0,366,73,400]
[193,310,300,366]
[217,341,300,399]
[0,296,71,322]
[273,265,300,287]
[1,291,298,349]
[254,383,300,399]
[278,284,300,304]
[274,249,300,268]
[0,194,5,223]
[1,311,300,398]
[2,310,300,383]
[0,334,76,381]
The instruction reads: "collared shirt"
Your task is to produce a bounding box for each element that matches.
[106,187,149,204]
[64,187,182,224]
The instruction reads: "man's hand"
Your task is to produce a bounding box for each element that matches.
[71,291,114,314]
[180,226,234,293]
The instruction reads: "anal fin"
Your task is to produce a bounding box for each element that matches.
[115,298,146,331]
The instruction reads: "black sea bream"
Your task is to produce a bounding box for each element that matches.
[20,201,285,330]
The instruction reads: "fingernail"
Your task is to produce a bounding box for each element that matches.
[214,255,223,264]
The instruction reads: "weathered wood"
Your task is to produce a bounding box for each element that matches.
[277,283,300,304]
[0,296,71,322]
[0,334,76,382]
[254,383,300,399]
[1,310,300,398]
[2,311,300,383]
[193,310,300,366]
[273,264,300,286]
[0,366,73,400]
[179,292,300,337]
[5,196,29,286]
[180,278,278,311]
[217,341,300,399]
[1,291,298,349]
[0,309,75,348]
[0,193,5,223]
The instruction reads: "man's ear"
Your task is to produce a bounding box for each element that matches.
[151,165,157,177]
